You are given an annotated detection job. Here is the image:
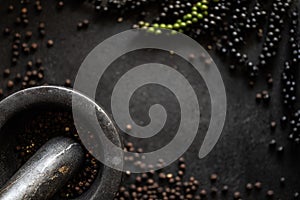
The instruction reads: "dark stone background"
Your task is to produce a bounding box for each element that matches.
[0,0,299,199]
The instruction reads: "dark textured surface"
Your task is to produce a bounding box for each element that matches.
[0,0,300,199]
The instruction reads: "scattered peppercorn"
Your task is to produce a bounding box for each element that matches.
[57,1,64,9]
[254,181,262,190]
[65,79,72,87]
[233,191,241,199]
[266,190,274,198]
[270,121,277,130]
[77,22,83,30]
[47,40,54,47]
[280,177,285,187]
[210,173,218,182]
[31,43,38,51]
[83,19,89,28]
[7,80,14,89]
[3,68,11,77]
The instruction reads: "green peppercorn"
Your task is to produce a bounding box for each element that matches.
[186,13,192,19]
[153,23,159,28]
[167,24,173,29]
[147,27,155,33]
[160,24,166,29]
[192,18,198,23]
[155,29,162,34]
[180,22,187,27]
[192,11,198,16]
[201,5,208,10]
[173,23,180,29]
[197,13,203,19]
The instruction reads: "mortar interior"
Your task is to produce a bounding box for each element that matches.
[0,103,106,200]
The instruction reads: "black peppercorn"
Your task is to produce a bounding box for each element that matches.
[3,68,11,77]
[31,43,38,51]
[200,189,207,197]
[266,190,274,198]
[57,1,64,9]
[222,185,228,194]
[269,139,277,148]
[47,40,54,47]
[36,58,42,67]
[254,181,262,190]
[39,29,46,37]
[210,173,218,182]
[233,191,241,199]
[83,19,90,28]
[65,79,72,87]
[210,187,218,196]
[277,146,284,154]
[246,183,253,191]
[3,27,11,36]
[8,5,14,12]
[15,73,22,82]
[270,121,277,130]
[280,177,285,186]
[77,22,83,30]
[256,93,262,102]
[7,80,14,89]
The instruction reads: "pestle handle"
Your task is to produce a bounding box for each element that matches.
[0,137,84,200]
